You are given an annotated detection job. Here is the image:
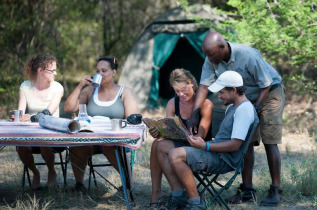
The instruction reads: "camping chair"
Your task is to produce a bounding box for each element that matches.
[22,148,69,189]
[194,119,259,210]
[87,147,135,191]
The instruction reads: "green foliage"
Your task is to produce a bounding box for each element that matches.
[0,0,178,116]
[283,74,317,97]
[178,0,317,78]
[225,0,317,70]
[0,0,101,113]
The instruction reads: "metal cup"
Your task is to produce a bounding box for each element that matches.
[111,119,127,131]
[12,110,23,122]
[92,74,102,88]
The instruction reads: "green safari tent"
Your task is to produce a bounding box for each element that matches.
[118,4,229,136]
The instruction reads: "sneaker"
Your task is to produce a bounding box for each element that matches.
[225,183,256,204]
[260,184,282,206]
[166,191,188,210]
[183,198,206,210]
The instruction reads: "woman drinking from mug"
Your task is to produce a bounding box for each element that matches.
[16,54,64,190]
[147,68,213,208]
[64,56,138,192]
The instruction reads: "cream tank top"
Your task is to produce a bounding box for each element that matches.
[87,86,125,119]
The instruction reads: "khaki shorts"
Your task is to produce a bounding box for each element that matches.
[252,85,285,146]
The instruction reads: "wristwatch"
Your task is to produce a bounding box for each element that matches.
[254,105,262,113]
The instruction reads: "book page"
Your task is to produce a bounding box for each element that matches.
[142,116,189,141]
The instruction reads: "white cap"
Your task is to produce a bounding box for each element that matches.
[208,71,243,92]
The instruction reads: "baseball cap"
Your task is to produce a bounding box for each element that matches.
[208,71,243,92]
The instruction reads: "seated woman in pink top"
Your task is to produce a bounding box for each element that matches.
[16,54,64,190]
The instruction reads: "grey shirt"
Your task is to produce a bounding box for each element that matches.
[87,86,125,119]
[213,100,257,170]
[200,42,282,101]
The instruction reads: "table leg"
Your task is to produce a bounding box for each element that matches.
[115,146,130,210]
[120,147,135,203]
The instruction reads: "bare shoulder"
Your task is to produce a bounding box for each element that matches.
[122,86,134,95]
[166,98,175,117]
[201,99,213,113]
[166,98,175,108]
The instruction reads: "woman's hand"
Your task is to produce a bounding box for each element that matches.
[79,75,93,88]
[20,114,32,122]
[187,134,205,150]
[149,126,160,138]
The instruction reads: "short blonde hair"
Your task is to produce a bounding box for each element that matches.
[169,68,198,92]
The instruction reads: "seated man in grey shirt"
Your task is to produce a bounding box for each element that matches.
[156,71,258,210]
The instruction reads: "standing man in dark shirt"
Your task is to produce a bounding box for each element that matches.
[189,32,285,206]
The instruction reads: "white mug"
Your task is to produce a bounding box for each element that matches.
[111,119,127,131]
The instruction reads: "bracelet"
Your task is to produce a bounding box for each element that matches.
[206,142,210,151]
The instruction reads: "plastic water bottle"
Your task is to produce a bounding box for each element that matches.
[78,104,91,123]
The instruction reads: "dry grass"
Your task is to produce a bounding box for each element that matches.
[0,99,316,209]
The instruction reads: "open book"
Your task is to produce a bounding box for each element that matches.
[142,116,189,141]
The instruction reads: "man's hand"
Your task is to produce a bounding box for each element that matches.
[149,126,159,139]
[188,108,201,135]
[187,134,205,150]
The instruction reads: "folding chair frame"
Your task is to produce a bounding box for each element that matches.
[194,120,259,210]
[87,148,135,191]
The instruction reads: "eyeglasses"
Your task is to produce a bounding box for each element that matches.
[45,68,57,74]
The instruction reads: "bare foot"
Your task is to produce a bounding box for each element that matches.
[31,170,41,190]
[47,171,57,188]
[151,191,163,203]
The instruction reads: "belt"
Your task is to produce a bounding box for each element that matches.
[269,83,281,92]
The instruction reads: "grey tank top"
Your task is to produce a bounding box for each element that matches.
[87,86,125,119]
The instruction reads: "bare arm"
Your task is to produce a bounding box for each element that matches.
[196,100,213,140]
[64,75,92,113]
[255,86,270,106]
[47,87,64,115]
[18,90,27,114]
[187,135,243,153]
[165,98,175,117]
[122,87,138,118]
[17,90,31,121]
[189,85,209,134]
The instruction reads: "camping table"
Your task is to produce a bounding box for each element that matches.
[0,120,146,210]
